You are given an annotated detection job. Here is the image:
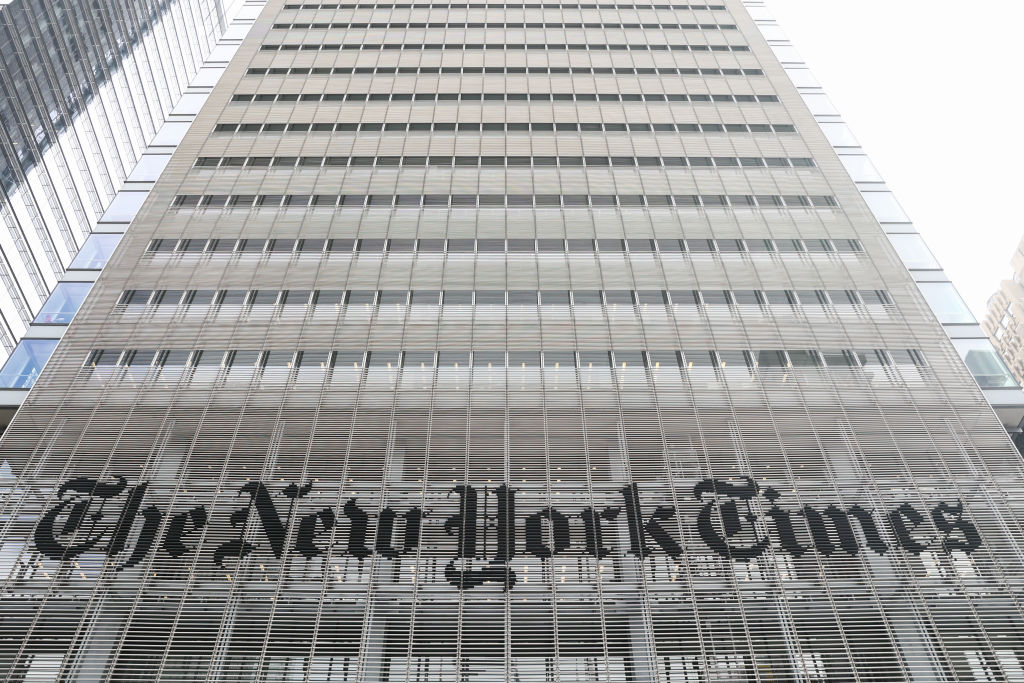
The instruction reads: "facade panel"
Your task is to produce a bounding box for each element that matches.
[1,1,1024,681]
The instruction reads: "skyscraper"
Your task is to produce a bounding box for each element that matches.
[1,0,1023,680]
[983,236,1024,384]
[0,0,259,411]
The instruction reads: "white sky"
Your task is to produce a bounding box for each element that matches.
[765,0,1024,319]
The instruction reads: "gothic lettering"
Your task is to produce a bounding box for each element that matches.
[581,506,619,559]
[32,476,985,587]
[374,507,422,558]
[802,505,861,556]
[34,477,129,562]
[693,478,770,560]
[846,505,890,555]
[525,507,571,558]
[341,499,372,559]
[930,501,982,553]
[443,485,517,590]
[887,503,932,554]
[295,508,335,559]
[163,506,208,558]
[213,481,291,566]
[764,488,807,557]
[621,483,682,558]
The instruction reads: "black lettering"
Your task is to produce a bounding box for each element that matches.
[765,507,807,557]
[443,485,516,590]
[802,505,860,556]
[444,485,477,559]
[213,482,289,567]
[491,484,516,563]
[162,506,208,558]
[887,503,931,554]
[931,501,982,553]
[621,483,682,558]
[525,507,571,558]
[295,508,335,559]
[374,507,422,558]
[693,478,769,560]
[403,508,423,553]
[34,477,129,562]
[106,483,163,570]
[582,507,619,559]
[37,477,980,584]
[846,505,889,555]
[342,499,372,559]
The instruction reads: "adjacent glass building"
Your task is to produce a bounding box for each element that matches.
[0,0,255,408]
[1,0,1024,680]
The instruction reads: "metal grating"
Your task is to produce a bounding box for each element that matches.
[1,0,1023,680]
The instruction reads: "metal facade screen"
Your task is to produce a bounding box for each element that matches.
[1,0,1023,681]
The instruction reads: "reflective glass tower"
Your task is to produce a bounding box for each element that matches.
[1,1,1023,681]
[0,0,250,402]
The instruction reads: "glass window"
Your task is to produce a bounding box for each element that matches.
[33,282,93,324]
[126,154,171,182]
[442,291,472,305]
[0,339,59,388]
[888,234,940,269]
[69,233,122,269]
[918,282,976,324]
[99,191,146,223]
[788,350,821,367]
[838,154,883,182]
[800,92,838,116]
[756,350,787,368]
[818,122,858,146]
[863,192,909,223]
[953,339,1018,388]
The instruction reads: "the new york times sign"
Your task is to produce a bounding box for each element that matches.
[34,477,982,589]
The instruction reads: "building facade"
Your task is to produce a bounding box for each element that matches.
[983,236,1024,387]
[0,0,254,406]
[747,1,1024,441]
[1,0,1024,681]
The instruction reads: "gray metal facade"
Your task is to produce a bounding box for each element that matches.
[1,1,1023,680]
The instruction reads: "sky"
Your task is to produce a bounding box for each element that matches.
[765,0,1024,319]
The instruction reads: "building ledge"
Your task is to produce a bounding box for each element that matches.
[983,387,1024,429]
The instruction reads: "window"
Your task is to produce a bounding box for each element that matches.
[918,282,975,324]
[69,233,122,269]
[84,345,925,386]
[953,339,1018,388]
[442,291,472,306]
[269,21,739,30]
[100,192,147,223]
[889,234,940,269]
[191,154,811,168]
[863,192,910,223]
[147,234,858,257]
[0,339,59,388]
[232,91,774,104]
[756,350,787,367]
[218,119,793,135]
[33,282,93,324]
[283,2,728,7]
